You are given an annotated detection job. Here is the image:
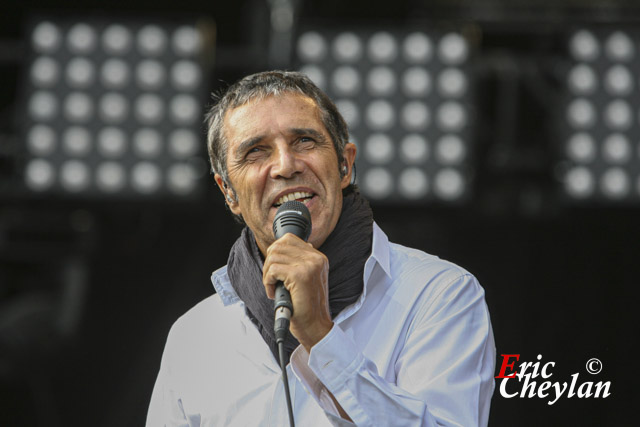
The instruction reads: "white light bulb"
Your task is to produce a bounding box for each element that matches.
[568,64,597,95]
[131,162,162,193]
[135,94,165,125]
[438,33,468,65]
[367,31,397,63]
[364,133,394,164]
[136,60,166,89]
[172,26,201,56]
[60,160,90,192]
[97,127,127,158]
[565,166,595,198]
[62,126,92,156]
[171,60,201,90]
[332,32,362,63]
[600,168,630,199]
[402,67,431,97]
[168,129,199,159]
[67,23,97,54]
[102,24,132,54]
[99,93,129,124]
[570,30,599,61]
[366,66,396,97]
[400,134,429,164]
[31,57,60,87]
[602,134,631,164]
[401,101,430,131]
[101,59,130,89]
[366,100,395,131]
[96,162,126,192]
[434,168,465,200]
[332,66,361,96]
[167,163,198,195]
[297,31,327,63]
[63,92,93,123]
[29,91,58,121]
[566,99,596,129]
[363,167,393,199]
[403,32,432,63]
[436,135,466,165]
[137,25,167,56]
[566,133,596,163]
[27,125,56,155]
[605,31,634,61]
[438,68,467,98]
[134,128,163,158]
[398,168,429,199]
[25,159,55,191]
[32,21,61,53]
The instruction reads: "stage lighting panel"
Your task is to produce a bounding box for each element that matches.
[20,17,210,200]
[295,27,475,204]
[560,27,640,203]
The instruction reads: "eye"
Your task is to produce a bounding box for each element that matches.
[244,146,266,161]
[297,136,316,147]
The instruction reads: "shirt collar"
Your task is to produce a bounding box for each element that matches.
[369,222,392,280]
[212,221,392,307]
[211,265,240,306]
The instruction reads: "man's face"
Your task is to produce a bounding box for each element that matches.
[215,93,356,255]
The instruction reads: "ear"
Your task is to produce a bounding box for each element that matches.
[214,173,241,215]
[340,142,357,189]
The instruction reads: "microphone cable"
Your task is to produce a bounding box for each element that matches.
[278,340,296,427]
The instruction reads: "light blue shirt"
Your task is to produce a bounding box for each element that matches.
[147,223,495,426]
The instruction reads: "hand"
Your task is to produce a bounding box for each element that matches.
[263,233,333,352]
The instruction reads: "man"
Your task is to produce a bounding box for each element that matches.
[147,70,495,426]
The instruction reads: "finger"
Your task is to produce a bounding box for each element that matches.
[276,232,308,245]
[263,263,292,299]
[264,252,325,290]
[264,280,276,300]
[266,234,313,259]
[263,239,316,276]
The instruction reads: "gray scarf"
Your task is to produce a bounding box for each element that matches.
[226,188,373,363]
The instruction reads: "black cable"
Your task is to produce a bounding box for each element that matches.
[278,341,295,427]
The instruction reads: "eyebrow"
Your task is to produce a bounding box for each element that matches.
[290,128,327,142]
[234,136,264,160]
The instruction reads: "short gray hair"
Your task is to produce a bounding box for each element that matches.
[205,70,350,185]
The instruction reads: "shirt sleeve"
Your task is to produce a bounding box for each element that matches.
[291,273,495,427]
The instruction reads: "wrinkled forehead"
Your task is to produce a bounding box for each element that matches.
[228,90,319,116]
[222,92,325,140]
[228,85,308,109]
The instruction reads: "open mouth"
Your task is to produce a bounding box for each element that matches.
[273,191,314,208]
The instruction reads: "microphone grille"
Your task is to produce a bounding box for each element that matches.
[277,200,311,220]
[273,200,311,241]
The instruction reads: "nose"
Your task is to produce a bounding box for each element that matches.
[270,142,303,179]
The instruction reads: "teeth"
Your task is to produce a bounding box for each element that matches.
[275,191,312,206]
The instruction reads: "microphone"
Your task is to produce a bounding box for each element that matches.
[272,200,312,344]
